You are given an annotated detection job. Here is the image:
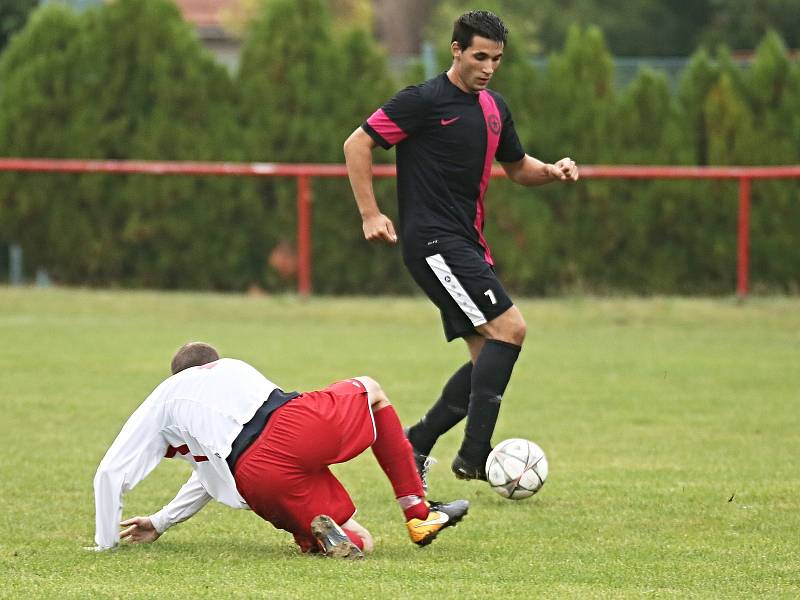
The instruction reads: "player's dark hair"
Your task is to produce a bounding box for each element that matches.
[170,342,220,375]
[452,10,508,50]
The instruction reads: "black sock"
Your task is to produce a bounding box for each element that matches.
[408,362,472,455]
[459,339,521,465]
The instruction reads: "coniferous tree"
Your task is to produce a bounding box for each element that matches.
[0,0,38,52]
[79,0,261,289]
[238,0,407,293]
[4,2,799,294]
[239,0,340,163]
[705,72,755,165]
[0,4,100,280]
[237,0,336,291]
[740,32,800,290]
[612,68,686,291]
[617,68,682,164]
[537,25,617,163]
[677,49,720,166]
[1,0,260,289]
[744,32,798,163]
[533,26,620,291]
[312,26,414,293]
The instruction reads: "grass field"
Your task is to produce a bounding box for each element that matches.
[1,287,798,599]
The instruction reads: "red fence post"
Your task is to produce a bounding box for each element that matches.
[737,177,751,298]
[297,175,312,296]
[3,159,800,296]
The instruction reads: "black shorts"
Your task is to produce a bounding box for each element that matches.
[405,244,514,341]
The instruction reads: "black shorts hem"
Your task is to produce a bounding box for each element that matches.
[404,245,514,342]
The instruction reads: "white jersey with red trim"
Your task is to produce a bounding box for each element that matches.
[92,358,279,549]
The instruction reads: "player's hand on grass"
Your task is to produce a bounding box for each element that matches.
[362,213,398,244]
[119,516,161,544]
[549,157,579,182]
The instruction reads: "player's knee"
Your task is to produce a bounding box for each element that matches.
[502,307,527,344]
[355,376,390,408]
[484,308,526,346]
[355,375,381,396]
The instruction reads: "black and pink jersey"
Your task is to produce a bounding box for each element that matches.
[362,72,525,264]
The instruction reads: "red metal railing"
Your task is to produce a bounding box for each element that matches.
[2,158,799,296]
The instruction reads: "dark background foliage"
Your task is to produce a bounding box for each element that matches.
[1,0,798,294]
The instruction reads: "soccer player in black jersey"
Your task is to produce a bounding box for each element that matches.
[344,11,579,484]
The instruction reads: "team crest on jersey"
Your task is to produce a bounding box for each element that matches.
[488,114,501,135]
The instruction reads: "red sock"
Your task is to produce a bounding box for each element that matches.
[343,527,365,550]
[370,405,426,518]
[400,495,429,521]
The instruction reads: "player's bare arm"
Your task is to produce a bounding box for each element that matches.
[119,516,161,544]
[502,155,579,186]
[343,127,397,244]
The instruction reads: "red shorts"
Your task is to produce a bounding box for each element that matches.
[233,378,376,551]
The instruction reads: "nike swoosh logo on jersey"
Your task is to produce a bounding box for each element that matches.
[413,511,450,528]
[440,116,461,126]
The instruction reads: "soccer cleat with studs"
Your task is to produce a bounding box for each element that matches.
[406,499,469,547]
[451,453,489,481]
[310,514,364,560]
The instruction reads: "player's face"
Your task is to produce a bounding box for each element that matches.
[451,35,504,93]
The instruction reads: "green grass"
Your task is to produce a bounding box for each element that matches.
[1,288,799,598]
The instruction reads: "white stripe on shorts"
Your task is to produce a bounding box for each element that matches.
[425,254,487,327]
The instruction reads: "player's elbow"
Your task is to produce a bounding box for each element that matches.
[502,156,533,186]
[343,128,375,160]
[93,465,113,490]
[343,129,359,156]
[93,462,124,494]
[504,164,526,185]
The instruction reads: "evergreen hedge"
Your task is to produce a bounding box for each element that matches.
[0,2,798,294]
[0,0,265,289]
